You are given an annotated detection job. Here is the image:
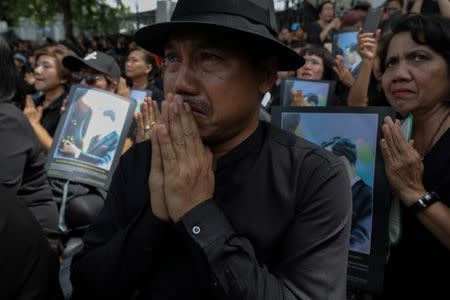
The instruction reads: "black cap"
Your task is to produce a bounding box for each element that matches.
[135,0,304,71]
[63,51,121,82]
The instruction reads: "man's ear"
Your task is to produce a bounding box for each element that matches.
[258,56,278,95]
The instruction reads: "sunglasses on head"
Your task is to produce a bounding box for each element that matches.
[71,72,101,85]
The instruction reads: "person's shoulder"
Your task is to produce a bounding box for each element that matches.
[0,101,33,132]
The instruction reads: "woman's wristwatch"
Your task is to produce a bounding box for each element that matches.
[408,191,440,214]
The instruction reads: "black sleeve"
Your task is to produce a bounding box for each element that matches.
[0,104,31,195]
[70,151,172,299]
[176,161,352,299]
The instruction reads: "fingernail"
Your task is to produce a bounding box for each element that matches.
[160,125,167,135]
[173,102,179,114]
[184,102,191,112]
[175,96,183,106]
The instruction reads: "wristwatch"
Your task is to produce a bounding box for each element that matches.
[408,191,440,214]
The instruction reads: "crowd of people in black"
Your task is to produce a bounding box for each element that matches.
[1,0,449,299]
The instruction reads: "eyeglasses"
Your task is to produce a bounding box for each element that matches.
[72,72,101,85]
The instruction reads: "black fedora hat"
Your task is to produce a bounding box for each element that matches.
[135,0,304,71]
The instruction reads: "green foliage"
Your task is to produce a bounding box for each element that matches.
[1,0,131,36]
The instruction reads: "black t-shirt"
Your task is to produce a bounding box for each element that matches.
[381,128,450,299]
[35,91,67,137]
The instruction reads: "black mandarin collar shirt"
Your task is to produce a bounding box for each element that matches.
[71,121,352,300]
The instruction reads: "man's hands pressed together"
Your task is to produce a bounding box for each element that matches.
[149,93,215,222]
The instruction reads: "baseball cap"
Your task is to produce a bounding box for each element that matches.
[63,51,121,82]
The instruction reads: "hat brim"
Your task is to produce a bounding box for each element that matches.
[135,14,304,71]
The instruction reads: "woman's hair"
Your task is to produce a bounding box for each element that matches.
[379,14,450,74]
[33,45,76,87]
[127,47,159,80]
[317,1,335,15]
[299,45,336,80]
[0,36,20,104]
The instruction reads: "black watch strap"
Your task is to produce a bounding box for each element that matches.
[409,191,440,215]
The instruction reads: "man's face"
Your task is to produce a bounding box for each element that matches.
[75,67,110,90]
[163,31,274,145]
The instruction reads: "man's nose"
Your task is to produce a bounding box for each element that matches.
[172,64,198,95]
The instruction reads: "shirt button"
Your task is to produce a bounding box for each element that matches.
[212,281,218,288]
[192,225,201,235]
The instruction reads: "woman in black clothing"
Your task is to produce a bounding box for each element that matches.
[0,36,59,251]
[23,45,75,152]
[306,1,340,46]
[378,14,450,299]
[125,47,164,102]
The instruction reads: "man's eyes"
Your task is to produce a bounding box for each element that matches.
[200,52,220,62]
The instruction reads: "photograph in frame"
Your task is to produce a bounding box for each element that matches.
[280,78,336,107]
[332,31,362,77]
[130,88,152,113]
[46,85,136,190]
[271,106,395,293]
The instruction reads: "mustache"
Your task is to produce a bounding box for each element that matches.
[179,95,212,115]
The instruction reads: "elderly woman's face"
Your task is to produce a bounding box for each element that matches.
[297,54,324,80]
[381,32,449,116]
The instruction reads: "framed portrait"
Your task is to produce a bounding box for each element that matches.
[130,88,152,113]
[272,106,396,293]
[280,78,336,107]
[332,31,362,77]
[46,85,136,190]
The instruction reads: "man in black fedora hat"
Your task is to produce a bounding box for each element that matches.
[71,1,352,299]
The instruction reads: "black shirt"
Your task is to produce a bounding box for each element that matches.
[71,122,352,299]
[0,101,59,250]
[306,22,337,45]
[35,91,67,137]
[382,129,450,299]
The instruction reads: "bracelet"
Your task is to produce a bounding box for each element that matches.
[408,191,440,215]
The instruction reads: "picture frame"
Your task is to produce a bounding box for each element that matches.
[46,85,136,190]
[332,31,362,77]
[271,106,396,293]
[130,88,152,113]
[280,78,336,107]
